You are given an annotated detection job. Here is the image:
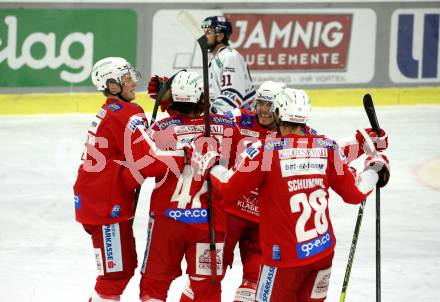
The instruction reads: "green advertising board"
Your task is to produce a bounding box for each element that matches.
[0,9,137,87]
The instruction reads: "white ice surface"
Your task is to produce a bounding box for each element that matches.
[0,106,439,302]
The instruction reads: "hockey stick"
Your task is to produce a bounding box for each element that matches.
[178,10,218,283]
[132,70,186,224]
[363,94,382,302]
[339,94,381,302]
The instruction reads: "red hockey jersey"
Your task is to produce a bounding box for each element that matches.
[222,108,271,222]
[210,133,370,267]
[148,113,240,232]
[73,98,184,225]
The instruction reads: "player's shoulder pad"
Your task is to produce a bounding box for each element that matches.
[218,46,239,67]
[210,114,236,127]
[154,116,183,130]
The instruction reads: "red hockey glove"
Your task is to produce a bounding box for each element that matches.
[147,75,169,99]
[356,128,388,154]
[364,153,390,187]
[184,137,221,182]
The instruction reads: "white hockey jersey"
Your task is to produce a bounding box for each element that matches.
[209,46,256,113]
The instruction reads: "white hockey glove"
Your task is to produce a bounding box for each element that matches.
[364,153,390,187]
[184,138,221,181]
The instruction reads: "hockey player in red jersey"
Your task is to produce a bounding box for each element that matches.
[139,71,241,302]
[218,81,285,301]
[204,87,390,302]
[73,57,184,302]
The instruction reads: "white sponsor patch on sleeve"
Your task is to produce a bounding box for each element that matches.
[311,267,331,299]
[97,108,107,119]
[195,242,224,276]
[86,133,96,146]
[280,158,327,177]
[128,115,145,132]
[89,116,102,134]
[94,248,104,276]
[101,223,123,273]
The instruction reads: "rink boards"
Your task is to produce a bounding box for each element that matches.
[0,86,439,115]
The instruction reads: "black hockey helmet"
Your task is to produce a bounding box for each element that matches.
[201,16,233,38]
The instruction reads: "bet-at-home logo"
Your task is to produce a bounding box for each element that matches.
[0,9,137,87]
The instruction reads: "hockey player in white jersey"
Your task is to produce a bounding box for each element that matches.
[201,16,256,113]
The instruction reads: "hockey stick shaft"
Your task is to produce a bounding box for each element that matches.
[198,34,218,283]
[339,94,382,302]
[179,10,218,282]
[363,94,381,302]
[339,202,366,302]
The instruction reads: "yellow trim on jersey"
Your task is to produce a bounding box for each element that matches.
[0,87,439,115]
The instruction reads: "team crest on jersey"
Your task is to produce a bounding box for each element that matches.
[107,102,123,112]
[264,138,288,151]
[157,117,182,130]
[240,114,255,127]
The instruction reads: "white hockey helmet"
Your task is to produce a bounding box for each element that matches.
[171,71,203,103]
[254,81,286,109]
[91,57,141,91]
[273,88,311,124]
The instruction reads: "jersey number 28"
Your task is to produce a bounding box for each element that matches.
[290,188,329,242]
